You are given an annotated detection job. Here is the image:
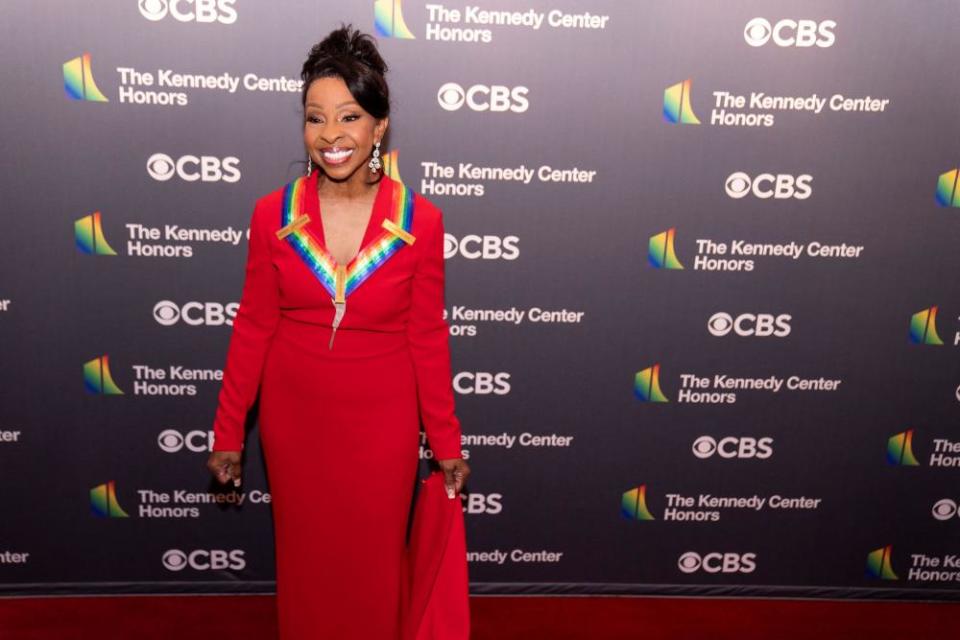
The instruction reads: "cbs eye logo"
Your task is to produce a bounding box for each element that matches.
[157,428,213,453]
[153,300,239,326]
[139,0,238,24]
[147,153,241,183]
[443,233,520,260]
[932,499,959,521]
[437,82,529,113]
[724,172,812,200]
[678,551,757,574]
[707,312,792,338]
[692,436,774,460]
[743,18,836,48]
[162,548,246,571]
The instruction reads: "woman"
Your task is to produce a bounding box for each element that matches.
[206,25,471,639]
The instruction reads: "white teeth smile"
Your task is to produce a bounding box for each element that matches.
[322,148,353,163]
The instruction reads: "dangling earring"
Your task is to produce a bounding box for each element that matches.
[368,141,381,172]
[306,155,313,177]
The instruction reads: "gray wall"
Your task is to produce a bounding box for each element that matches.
[2,0,959,599]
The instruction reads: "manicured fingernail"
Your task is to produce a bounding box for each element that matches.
[233,478,241,487]
[446,486,455,499]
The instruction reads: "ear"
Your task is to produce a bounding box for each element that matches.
[374,116,389,143]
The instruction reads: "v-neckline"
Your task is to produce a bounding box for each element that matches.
[308,173,391,269]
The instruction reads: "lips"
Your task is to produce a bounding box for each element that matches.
[319,147,354,166]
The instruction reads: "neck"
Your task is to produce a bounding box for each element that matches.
[316,168,378,200]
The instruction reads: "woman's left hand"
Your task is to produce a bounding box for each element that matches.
[438,458,471,499]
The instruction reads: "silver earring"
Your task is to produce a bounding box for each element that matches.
[368,141,381,172]
[306,156,313,177]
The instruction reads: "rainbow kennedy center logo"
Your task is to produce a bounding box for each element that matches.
[75,212,118,255]
[648,228,864,273]
[909,306,946,345]
[74,211,247,258]
[84,355,124,395]
[887,429,960,468]
[866,545,898,580]
[90,481,129,518]
[63,53,108,102]
[377,2,611,44]
[870,545,960,583]
[663,79,701,125]
[663,78,890,128]
[634,364,669,402]
[887,429,920,466]
[621,485,655,520]
[84,356,222,396]
[648,228,684,269]
[621,485,820,523]
[374,0,416,39]
[936,168,960,208]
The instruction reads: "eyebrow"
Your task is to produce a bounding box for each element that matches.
[305,101,360,109]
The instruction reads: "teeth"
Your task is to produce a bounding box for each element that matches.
[322,149,353,161]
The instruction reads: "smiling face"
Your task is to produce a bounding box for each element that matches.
[304,76,388,183]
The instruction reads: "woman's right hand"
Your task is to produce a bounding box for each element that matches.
[207,451,243,488]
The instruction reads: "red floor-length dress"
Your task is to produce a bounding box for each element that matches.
[210,170,465,639]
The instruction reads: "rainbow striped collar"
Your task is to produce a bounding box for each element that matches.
[277,176,416,302]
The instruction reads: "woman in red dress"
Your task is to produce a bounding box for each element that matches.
[206,26,471,639]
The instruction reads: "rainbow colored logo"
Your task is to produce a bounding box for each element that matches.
[374,0,416,39]
[382,149,403,183]
[84,355,124,395]
[649,228,684,269]
[75,212,118,255]
[909,307,944,345]
[621,485,656,521]
[634,364,669,403]
[936,169,960,207]
[887,429,920,466]
[90,480,129,518]
[664,79,700,125]
[865,545,898,580]
[63,53,109,102]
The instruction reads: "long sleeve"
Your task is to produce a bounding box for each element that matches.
[407,204,463,460]
[212,198,281,451]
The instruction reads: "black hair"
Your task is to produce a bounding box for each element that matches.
[300,24,390,120]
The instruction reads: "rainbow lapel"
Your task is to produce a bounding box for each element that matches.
[278,177,416,301]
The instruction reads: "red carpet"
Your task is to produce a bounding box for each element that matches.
[0,595,955,639]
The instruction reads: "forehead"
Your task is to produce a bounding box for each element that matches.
[305,76,356,106]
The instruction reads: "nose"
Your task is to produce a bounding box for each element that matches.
[317,121,343,145]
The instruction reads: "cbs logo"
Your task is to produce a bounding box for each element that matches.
[139,0,238,24]
[708,312,792,338]
[692,436,774,460]
[725,172,812,200]
[461,492,503,514]
[147,153,241,183]
[932,499,959,521]
[153,301,239,326]
[453,372,511,395]
[744,18,836,48]
[437,83,530,113]
[157,429,214,453]
[678,551,757,574]
[443,234,520,260]
[162,549,246,571]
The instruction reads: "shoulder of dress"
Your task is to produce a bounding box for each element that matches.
[254,183,289,214]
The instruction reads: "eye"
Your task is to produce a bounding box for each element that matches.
[341,114,360,122]
[306,114,323,124]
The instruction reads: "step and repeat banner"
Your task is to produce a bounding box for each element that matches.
[2,0,959,600]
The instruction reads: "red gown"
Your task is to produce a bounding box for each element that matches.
[211,170,467,639]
